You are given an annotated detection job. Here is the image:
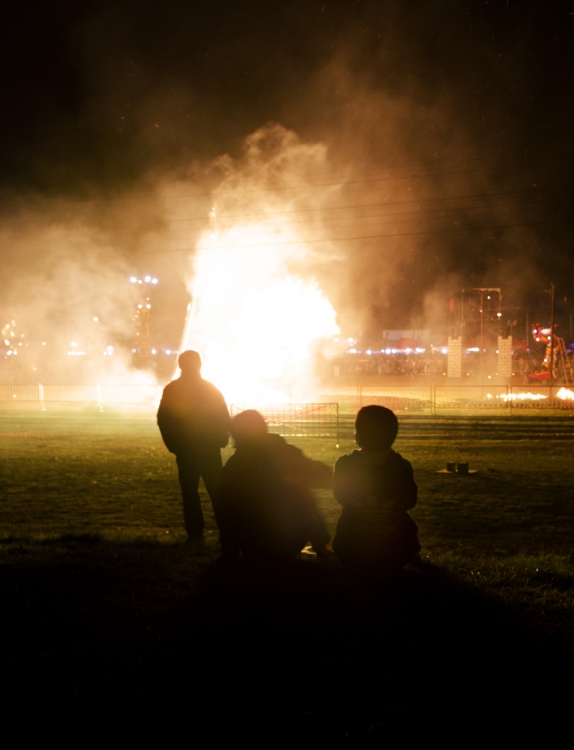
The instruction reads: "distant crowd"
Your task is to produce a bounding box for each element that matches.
[329,350,447,377]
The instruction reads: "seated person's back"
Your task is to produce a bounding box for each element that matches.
[333,405,420,576]
[219,410,331,561]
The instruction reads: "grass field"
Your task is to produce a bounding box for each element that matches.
[1,409,573,740]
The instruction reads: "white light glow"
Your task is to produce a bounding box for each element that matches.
[180,222,339,403]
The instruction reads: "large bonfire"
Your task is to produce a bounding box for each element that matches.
[177,126,341,404]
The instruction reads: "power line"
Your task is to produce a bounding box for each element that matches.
[212,197,572,230]
[143,216,574,253]
[164,185,574,223]
[165,158,570,198]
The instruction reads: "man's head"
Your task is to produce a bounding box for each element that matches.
[178,350,202,375]
[230,410,268,447]
[355,405,398,450]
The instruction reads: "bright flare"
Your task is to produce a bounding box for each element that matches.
[180,222,339,403]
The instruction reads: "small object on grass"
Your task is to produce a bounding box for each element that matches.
[437,463,478,474]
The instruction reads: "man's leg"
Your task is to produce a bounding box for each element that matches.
[176,453,204,540]
[199,450,224,528]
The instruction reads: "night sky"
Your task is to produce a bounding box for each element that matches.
[2,0,574,344]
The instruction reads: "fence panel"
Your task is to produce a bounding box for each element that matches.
[509,385,574,412]
[434,385,509,414]
[42,385,99,403]
[230,403,339,441]
[99,384,161,406]
[359,386,433,415]
[0,384,40,402]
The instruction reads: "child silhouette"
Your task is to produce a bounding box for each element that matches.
[333,405,420,577]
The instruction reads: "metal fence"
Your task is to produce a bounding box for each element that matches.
[1,383,573,416]
[0,383,162,409]
[230,403,339,442]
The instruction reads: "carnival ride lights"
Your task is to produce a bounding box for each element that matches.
[67,341,86,356]
[346,347,429,355]
[530,323,574,383]
[2,319,25,356]
[131,275,158,355]
[130,276,158,285]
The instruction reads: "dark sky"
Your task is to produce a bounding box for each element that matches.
[1,0,574,338]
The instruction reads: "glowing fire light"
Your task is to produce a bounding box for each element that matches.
[180,221,339,403]
[486,392,547,402]
[486,389,574,402]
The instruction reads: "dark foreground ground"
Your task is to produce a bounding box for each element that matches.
[1,410,573,740]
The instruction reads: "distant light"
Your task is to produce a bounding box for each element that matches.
[366,349,372,355]
[166,349,171,355]
[385,348,391,354]
[144,275,151,283]
[138,280,143,285]
[497,312,502,317]
[42,342,46,346]
[70,341,78,347]
[7,350,12,356]
[152,278,158,284]
[130,277,137,283]
[3,340,8,345]
[138,304,143,309]
[146,304,151,309]
[93,317,99,322]
[151,348,157,354]
[349,348,357,354]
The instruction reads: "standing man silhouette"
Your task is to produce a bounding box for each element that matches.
[157,350,230,547]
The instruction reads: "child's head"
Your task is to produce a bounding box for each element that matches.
[355,405,398,450]
[230,409,268,447]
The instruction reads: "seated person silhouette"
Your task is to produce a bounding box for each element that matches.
[218,410,331,562]
[332,405,420,577]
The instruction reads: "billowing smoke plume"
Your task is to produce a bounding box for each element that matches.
[2,2,573,388]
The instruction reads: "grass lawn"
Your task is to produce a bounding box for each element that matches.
[1,409,573,740]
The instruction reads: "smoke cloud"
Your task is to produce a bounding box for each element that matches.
[1,2,573,386]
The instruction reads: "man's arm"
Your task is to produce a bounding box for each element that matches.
[157,387,182,454]
[391,458,418,511]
